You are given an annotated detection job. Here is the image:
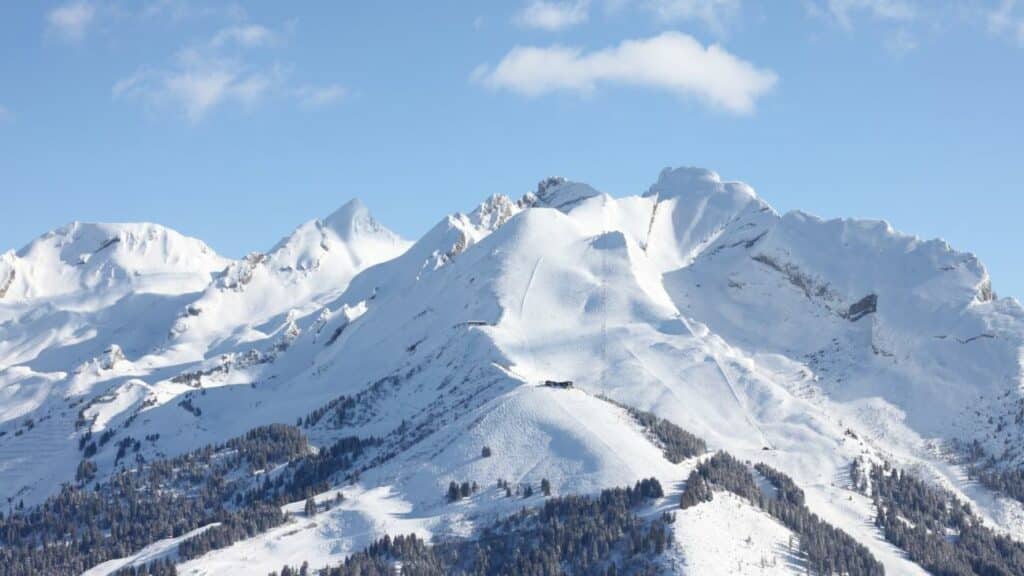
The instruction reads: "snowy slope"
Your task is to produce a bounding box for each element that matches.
[0,221,226,303]
[0,202,409,509]
[1,168,1023,575]
[166,198,410,352]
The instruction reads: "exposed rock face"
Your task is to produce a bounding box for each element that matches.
[977,279,995,302]
[100,345,126,370]
[0,222,227,300]
[0,267,14,299]
[846,294,878,322]
[1,167,1023,576]
[536,176,568,196]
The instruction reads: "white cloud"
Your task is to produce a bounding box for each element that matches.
[113,49,279,122]
[113,22,343,122]
[645,0,740,31]
[803,0,921,55]
[600,0,740,32]
[210,24,275,48]
[816,0,916,29]
[0,105,11,124]
[475,31,777,114]
[295,84,346,107]
[46,1,96,42]
[988,0,1024,44]
[517,0,590,31]
[885,26,918,54]
[139,0,247,23]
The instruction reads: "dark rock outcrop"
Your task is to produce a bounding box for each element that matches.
[846,294,877,322]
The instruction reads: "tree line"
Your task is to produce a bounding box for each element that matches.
[0,422,376,576]
[272,479,671,576]
[680,452,884,575]
[856,458,1024,575]
[954,438,1024,508]
[599,396,706,463]
[111,557,178,576]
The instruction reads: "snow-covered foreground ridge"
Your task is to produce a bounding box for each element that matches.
[2,167,1024,575]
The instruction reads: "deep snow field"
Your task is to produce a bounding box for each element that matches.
[2,167,1023,575]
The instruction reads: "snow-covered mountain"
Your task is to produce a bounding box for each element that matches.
[0,221,226,302]
[2,167,1023,576]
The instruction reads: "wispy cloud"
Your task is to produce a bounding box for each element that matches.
[46,1,96,42]
[0,105,11,124]
[113,49,279,122]
[113,22,343,122]
[474,31,777,114]
[804,0,920,53]
[516,0,590,31]
[644,0,741,31]
[885,26,918,54]
[808,0,916,29]
[210,24,276,48]
[537,0,740,32]
[988,0,1024,44]
[138,0,247,23]
[295,84,346,107]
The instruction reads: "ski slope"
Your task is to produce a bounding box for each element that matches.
[1,166,1022,574]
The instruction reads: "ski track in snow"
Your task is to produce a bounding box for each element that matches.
[1,167,1023,575]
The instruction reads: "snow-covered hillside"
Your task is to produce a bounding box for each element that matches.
[1,167,1023,575]
[0,221,226,302]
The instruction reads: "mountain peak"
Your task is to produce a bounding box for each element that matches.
[4,166,1024,576]
[322,198,375,240]
[535,176,568,197]
[529,177,603,212]
[646,166,758,204]
[1,221,226,300]
[261,198,408,281]
[21,220,214,254]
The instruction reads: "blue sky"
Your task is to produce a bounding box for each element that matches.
[1,1,1023,298]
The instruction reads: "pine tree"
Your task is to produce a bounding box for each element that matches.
[447,481,461,502]
[679,471,712,509]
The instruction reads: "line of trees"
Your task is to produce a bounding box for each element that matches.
[680,452,883,575]
[972,466,1024,504]
[111,557,178,576]
[954,438,1024,508]
[176,504,286,561]
[2,365,531,575]
[862,459,1024,575]
[600,397,706,463]
[0,424,309,576]
[275,479,671,576]
[300,395,357,429]
[0,421,378,576]
[447,481,479,502]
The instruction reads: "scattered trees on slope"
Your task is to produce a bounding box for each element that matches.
[955,438,1024,509]
[601,396,706,463]
[276,479,670,576]
[679,470,712,509]
[680,452,883,576]
[0,422,376,576]
[860,459,1024,575]
[111,558,178,576]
